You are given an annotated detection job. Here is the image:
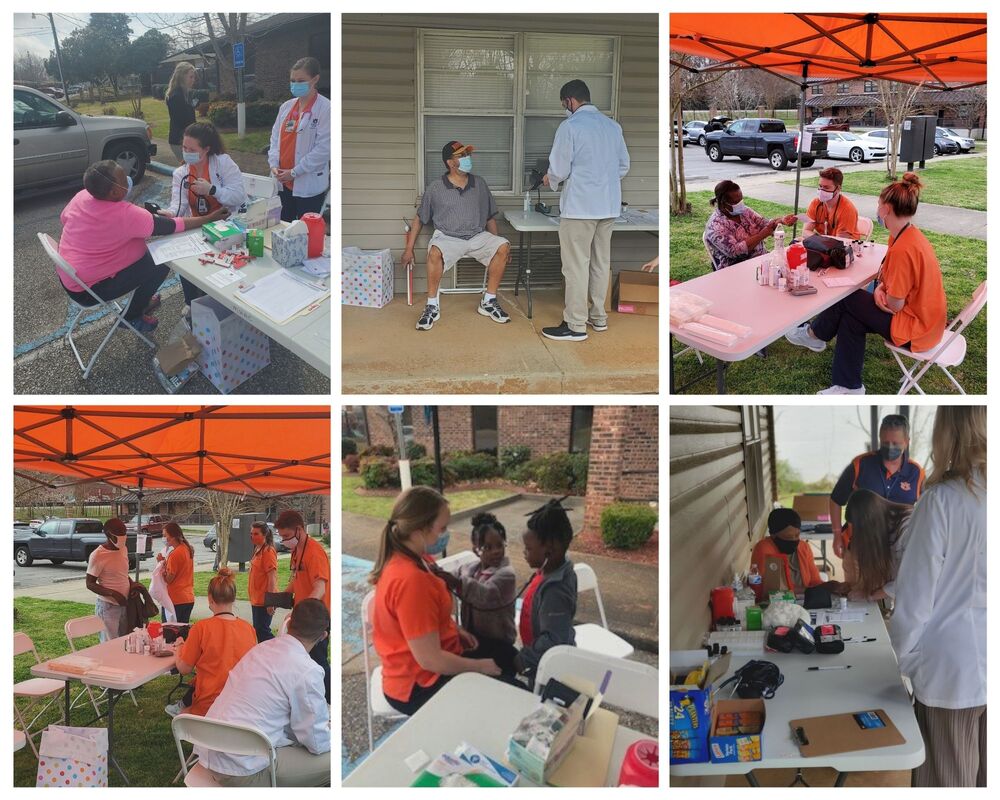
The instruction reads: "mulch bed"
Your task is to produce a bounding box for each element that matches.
[571,526,659,567]
[350,478,575,499]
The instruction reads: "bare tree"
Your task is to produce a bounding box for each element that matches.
[200,490,248,568]
[751,72,795,118]
[876,79,924,180]
[203,14,247,95]
[709,69,762,118]
[962,86,987,137]
[14,50,50,83]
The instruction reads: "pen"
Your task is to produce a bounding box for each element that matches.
[808,665,851,671]
[599,669,612,694]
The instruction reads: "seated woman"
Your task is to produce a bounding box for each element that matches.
[749,508,823,595]
[58,160,229,333]
[166,567,257,718]
[370,486,501,716]
[803,167,864,240]
[704,179,797,270]
[838,489,912,602]
[165,122,247,312]
[785,172,947,395]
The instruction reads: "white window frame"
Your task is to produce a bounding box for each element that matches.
[416,29,621,196]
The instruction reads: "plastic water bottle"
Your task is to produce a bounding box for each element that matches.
[748,563,763,603]
[774,228,786,267]
[523,192,531,213]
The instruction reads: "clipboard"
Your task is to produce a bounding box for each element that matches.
[789,709,904,757]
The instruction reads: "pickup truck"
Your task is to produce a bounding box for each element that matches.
[125,514,171,535]
[14,517,153,568]
[704,118,827,171]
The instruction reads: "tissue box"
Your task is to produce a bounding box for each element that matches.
[342,247,394,309]
[272,228,308,267]
[506,696,586,785]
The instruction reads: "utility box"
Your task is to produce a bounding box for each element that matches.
[900,115,936,164]
[229,512,267,564]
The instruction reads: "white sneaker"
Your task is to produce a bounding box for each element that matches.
[784,324,826,352]
[164,701,186,718]
[817,384,866,395]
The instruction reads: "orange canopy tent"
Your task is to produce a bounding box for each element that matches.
[14,405,331,498]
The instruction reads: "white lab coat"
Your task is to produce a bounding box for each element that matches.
[889,468,986,709]
[267,93,331,198]
[169,153,247,217]
[149,544,176,622]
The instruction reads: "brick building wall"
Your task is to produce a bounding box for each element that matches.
[498,406,573,456]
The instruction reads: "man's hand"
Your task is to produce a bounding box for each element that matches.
[401,249,415,269]
[207,207,230,222]
[110,591,128,605]
[190,178,212,197]
[542,174,550,187]
[780,213,798,226]
[640,258,659,272]
[874,285,894,313]
[832,531,845,559]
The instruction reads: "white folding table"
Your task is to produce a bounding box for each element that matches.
[801,529,836,575]
[502,209,659,318]
[670,600,924,787]
[343,672,650,787]
[32,638,178,785]
[158,224,331,378]
[669,243,887,393]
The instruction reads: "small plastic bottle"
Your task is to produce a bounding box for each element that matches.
[523,192,531,213]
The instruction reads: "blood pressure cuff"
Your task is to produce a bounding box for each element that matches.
[162,623,191,643]
[767,619,816,654]
[816,623,845,654]
[804,585,833,609]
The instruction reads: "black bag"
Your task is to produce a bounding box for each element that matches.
[162,623,191,643]
[804,585,833,609]
[803,234,852,270]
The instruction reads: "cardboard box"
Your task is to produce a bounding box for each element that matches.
[613,270,658,316]
[710,698,765,763]
[793,494,832,523]
[669,651,731,764]
[156,334,201,377]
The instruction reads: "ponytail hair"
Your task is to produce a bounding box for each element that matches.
[369,486,449,584]
[208,566,237,604]
[163,522,195,560]
[710,179,740,208]
[183,121,225,156]
[879,171,923,218]
[471,511,505,548]
[251,521,274,552]
[526,496,574,547]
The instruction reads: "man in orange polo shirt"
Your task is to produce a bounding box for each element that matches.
[804,167,863,240]
[277,509,330,704]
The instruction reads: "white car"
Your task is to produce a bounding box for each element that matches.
[823,131,887,163]
[937,127,975,152]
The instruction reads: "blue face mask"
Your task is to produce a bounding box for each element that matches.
[729,200,748,216]
[290,81,311,98]
[182,151,202,165]
[125,175,133,195]
[457,155,472,173]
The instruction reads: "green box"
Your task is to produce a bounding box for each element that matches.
[246,228,264,257]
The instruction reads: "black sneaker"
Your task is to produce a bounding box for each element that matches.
[541,321,587,342]
[478,297,510,324]
[587,319,608,332]
[415,304,440,331]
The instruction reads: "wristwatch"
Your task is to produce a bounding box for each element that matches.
[209,184,217,196]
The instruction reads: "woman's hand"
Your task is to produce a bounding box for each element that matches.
[273,167,294,183]
[190,178,212,196]
[477,659,502,677]
[156,553,165,562]
[266,607,275,616]
[874,284,894,313]
[640,257,659,272]
[207,206,230,222]
[458,628,479,651]
[780,213,798,226]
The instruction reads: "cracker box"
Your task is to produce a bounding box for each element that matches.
[669,650,731,765]
[342,247,394,309]
[709,698,765,763]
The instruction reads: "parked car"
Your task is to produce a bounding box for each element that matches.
[823,130,887,163]
[937,126,975,152]
[14,517,152,567]
[125,514,171,535]
[681,120,708,146]
[807,116,851,132]
[703,115,732,134]
[704,118,826,170]
[14,85,156,193]
[203,522,287,553]
[934,135,960,155]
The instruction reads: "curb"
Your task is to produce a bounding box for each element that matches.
[447,491,528,521]
[148,160,175,177]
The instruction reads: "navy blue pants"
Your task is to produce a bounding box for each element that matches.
[809,289,897,389]
[310,631,331,705]
[251,605,275,643]
[278,189,326,223]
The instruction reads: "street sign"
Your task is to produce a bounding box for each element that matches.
[388,405,404,414]
[233,42,245,70]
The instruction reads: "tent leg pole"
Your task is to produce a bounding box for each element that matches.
[792,63,809,238]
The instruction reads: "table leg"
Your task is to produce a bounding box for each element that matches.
[716,361,727,393]
[669,334,676,394]
[834,771,848,787]
[745,771,760,787]
[515,231,524,298]
[525,232,533,319]
[106,689,128,786]
[64,681,70,726]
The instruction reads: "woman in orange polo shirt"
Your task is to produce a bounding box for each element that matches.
[157,522,196,623]
[749,508,824,595]
[370,487,501,716]
[785,172,947,394]
[166,567,257,718]
[248,522,278,643]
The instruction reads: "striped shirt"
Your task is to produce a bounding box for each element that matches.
[418,174,498,240]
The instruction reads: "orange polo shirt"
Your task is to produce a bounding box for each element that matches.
[166,546,194,605]
[178,615,257,715]
[807,194,862,240]
[248,545,278,607]
[750,536,823,593]
[881,226,947,352]
[290,537,331,612]
[373,554,462,702]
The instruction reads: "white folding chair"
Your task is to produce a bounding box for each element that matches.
[64,616,137,714]
[856,216,874,240]
[535,645,659,718]
[361,590,406,752]
[13,632,66,759]
[884,281,986,395]
[14,729,27,752]
[573,563,635,660]
[172,713,276,787]
[37,232,156,380]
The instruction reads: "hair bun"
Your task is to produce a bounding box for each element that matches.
[216,566,233,579]
[471,511,497,527]
[901,171,923,191]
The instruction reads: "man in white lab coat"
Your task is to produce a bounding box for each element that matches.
[542,79,630,342]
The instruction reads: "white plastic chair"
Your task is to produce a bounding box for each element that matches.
[573,563,635,660]
[856,216,874,240]
[172,713,276,787]
[38,232,156,380]
[64,615,137,713]
[14,729,27,752]
[361,590,406,752]
[435,549,479,574]
[13,632,66,758]
[884,281,986,395]
[535,645,659,718]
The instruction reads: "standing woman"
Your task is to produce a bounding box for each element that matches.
[248,522,278,643]
[889,406,986,786]
[165,62,198,162]
[268,57,330,222]
[157,522,196,623]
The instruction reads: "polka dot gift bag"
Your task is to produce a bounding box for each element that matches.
[342,247,394,309]
[35,725,108,787]
[191,296,271,394]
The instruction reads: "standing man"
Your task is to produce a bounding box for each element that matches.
[402,141,512,331]
[85,518,131,641]
[277,510,331,704]
[542,80,630,342]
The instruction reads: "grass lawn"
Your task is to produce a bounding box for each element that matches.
[790,155,987,211]
[670,191,986,394]
[342,473,516,519]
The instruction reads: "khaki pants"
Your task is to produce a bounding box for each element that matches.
[208,745,331,787]
[558,217,614,332]
[912,700,986,787]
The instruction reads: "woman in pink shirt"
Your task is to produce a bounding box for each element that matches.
[58,160,229,332]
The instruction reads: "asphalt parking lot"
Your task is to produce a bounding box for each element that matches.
[13,173,329,395]
[678,140,824,182]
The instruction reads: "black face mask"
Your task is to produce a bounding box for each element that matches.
[773,537,799,556]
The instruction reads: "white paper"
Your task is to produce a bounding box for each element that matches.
[819,610,866,624]
[237,269,327,324]
[137,534,147,554]
[822,276,859,288]
[146,234,212,265]
[302,256,331,277]
[205,268,242,288]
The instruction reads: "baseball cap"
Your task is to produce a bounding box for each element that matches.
[442,140,475,163]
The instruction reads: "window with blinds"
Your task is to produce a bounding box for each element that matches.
[419,30,619,193]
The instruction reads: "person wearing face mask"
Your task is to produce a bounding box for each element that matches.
[85,518,131,641]
[402,140,512,331]
[749,508,825,595]
[370,487,503,716]
[163,122,247,312]
[803,167,864,240]
[268,57,331,223]
[704,180,798,270]
[277,509,331,704]
[785,172,947,394]
[57,161,229,333]
[165,61,198,162]
[539,79,630,342]
[828,414,924,561]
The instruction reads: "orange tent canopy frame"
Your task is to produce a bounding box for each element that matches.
[670,13,986,89]
[14,405,331,498]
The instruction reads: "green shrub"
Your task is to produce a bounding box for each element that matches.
[343,454,361,473]
[500,445,531,477]
[528,452,589,494]
[410,458,457,488]
[360,444,395,458]
[207,101,237,127]
[245,100,282,127]
[152,84,166,100]
[406,442,427,460]
[600,503,657,550]
[101,106,117,116]
[342,437,358,458]
[444,451,500,481]
[360,458,399,490]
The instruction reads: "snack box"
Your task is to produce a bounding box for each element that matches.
[669,650,731,764]
[709,698,765,763]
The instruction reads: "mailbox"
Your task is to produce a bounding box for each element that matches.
[899,115,936,163]
[229,512,267,563]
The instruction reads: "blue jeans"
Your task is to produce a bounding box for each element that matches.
[94,597,126,642]
[251,605,275,643]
